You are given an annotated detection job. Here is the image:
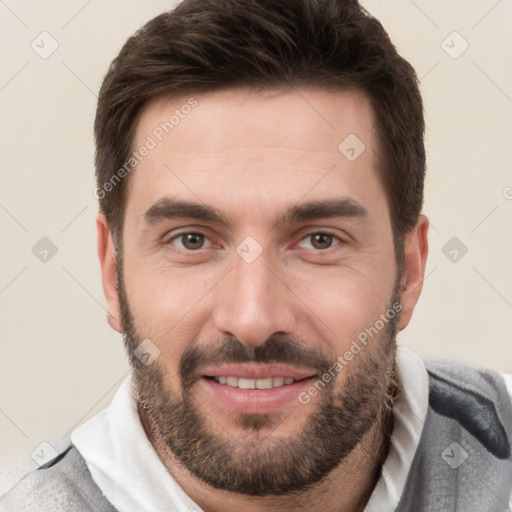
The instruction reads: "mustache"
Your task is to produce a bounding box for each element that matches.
[179,334,334,388]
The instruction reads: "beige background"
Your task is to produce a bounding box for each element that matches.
[1,0,511,490]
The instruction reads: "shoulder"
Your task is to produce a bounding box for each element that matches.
[395,359,512,511]
[424,359,512,460]
[0,445,116,512]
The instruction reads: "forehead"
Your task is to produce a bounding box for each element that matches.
[126,87,386,226]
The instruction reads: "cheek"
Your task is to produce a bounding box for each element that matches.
[122,260,219,352]
[294,265,396,354]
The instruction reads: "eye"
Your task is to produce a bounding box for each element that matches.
[297,231,342,250]
[168,232,212,251]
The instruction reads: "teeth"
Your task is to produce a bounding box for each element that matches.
[213,376,297,389]
[226,376,238,387]
[238,378,256,389]
[256,378,273,389]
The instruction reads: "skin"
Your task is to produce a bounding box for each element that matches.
[97,87,429,512]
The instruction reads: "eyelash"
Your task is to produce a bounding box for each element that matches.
[296,230,342,248]
[164,230,345,253]
[165,232,215,251]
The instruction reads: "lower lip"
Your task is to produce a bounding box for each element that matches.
[199,377,316,414]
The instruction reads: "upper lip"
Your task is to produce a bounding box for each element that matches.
[201,363,317,380]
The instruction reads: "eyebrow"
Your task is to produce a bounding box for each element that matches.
[143,197,368,227]
[144,198,230,226]
[277,198,367,226]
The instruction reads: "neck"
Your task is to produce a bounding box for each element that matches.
[139,403,394,512]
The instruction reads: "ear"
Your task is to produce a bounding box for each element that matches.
[97,213,122,332]
[397,214,429,330]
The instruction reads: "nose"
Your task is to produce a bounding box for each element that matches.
[212,248,297,347]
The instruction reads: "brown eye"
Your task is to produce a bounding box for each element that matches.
[297,231,342,251]
[171,233,208,250]
[310,233,334,249]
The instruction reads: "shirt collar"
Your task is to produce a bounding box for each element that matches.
[72,346,429,512]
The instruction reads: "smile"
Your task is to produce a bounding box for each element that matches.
[199,365,318,414]
[211,376,296,389]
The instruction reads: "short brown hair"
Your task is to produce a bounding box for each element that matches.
[94,0,425,255]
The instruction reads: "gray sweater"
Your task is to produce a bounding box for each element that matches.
[1,359,511,511]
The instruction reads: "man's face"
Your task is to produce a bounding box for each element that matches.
[109,88,409,494]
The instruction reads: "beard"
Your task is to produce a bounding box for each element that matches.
[117,268,400,497]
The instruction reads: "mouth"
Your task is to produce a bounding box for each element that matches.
[207,375,306,389]
[198,364,318,414]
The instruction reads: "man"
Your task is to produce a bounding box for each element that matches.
[2,0,511,510]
